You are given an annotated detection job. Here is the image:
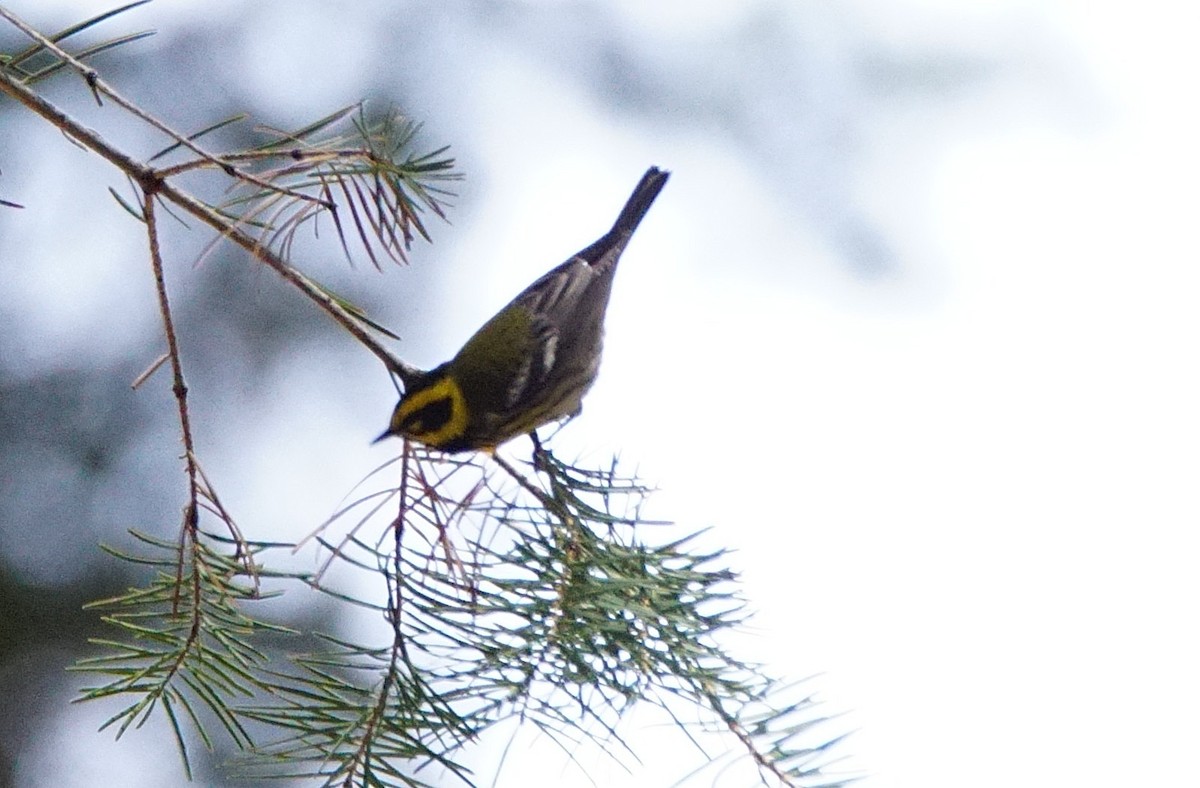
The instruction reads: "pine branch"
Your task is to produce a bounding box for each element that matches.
[1,4,451,383]
[71,531,293,779]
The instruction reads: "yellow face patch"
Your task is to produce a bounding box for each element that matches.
[389,376,470,448]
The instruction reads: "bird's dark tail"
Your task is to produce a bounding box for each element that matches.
[611,166,670,237]
[577,166,670,265]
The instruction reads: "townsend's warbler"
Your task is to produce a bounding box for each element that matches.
[376,166,670,452]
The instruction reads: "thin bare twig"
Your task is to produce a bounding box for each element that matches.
[130,351,169,389]
[154,147,360,179]
[141,189,207,674]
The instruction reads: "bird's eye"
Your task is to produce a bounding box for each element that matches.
[400,396,454,436]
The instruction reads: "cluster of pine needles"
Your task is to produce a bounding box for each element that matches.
[76,442,849,786]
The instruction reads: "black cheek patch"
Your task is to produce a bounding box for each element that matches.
[401,396,453,435]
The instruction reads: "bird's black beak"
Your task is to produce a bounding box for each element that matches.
[372,428,394,445]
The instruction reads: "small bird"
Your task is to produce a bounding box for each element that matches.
[377,166,670,453]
